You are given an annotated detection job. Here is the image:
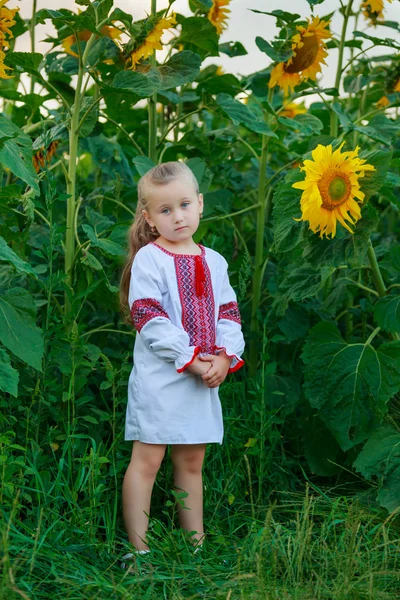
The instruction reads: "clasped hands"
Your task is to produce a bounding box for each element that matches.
[186,350,233,388]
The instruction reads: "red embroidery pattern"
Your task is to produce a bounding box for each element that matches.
[149,243,216,354]
[174,250,216,354]
[131,297,169,332]
[219,301,241,324]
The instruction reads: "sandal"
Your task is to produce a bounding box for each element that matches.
[120,549,151,570]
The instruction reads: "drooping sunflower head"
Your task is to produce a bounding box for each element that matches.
[207,0,231,36]
[0,0,19,79]
[0,0,19,39]
[61,24,122,59]
[268,16,331,97]
[361,0,392,24]
[126,13,177,70]
[292,142,375,239]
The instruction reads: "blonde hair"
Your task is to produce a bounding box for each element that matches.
[119,161,200,324]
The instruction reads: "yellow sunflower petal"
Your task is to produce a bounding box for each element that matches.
[291,142,375,239]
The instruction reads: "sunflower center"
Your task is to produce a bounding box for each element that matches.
[285,35,319,73]
[317,169,351,210]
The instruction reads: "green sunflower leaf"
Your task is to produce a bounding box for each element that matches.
[272,264,334,316]
[301,321,400,451]
[0,288,44,371]
[0,236,37,276]
[216,93,278,137]
[353,425,400,513]
[178,17,219,55]
[271,168,307,253]
[255,37,294,63]
[374,295,400,333]
[0,348,19,398]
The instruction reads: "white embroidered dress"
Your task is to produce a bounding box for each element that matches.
[125,241,245,445]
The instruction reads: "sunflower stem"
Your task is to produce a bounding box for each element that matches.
[367,239,400,341]
[64,27,100,330]
[248,87,274,378]
[367,239,386,297]
[148,0,158,163]
[330,0,354,137]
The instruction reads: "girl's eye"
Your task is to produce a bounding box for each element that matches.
[161,202,190,214]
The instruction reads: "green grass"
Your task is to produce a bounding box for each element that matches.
[2,476,399,599]
[2,377,399,598]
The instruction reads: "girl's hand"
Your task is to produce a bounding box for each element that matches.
[186,356,213,376]
[198,352,232,388]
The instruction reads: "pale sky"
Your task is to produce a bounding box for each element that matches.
[11,0,400,104]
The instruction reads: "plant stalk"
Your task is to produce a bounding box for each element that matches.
[248,88,274,377]
[148,0,158,162]
[330,0,354,137]
[64,32,101,327]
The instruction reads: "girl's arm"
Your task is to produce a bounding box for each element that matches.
[214,257,245,373]
[129,249,201,373]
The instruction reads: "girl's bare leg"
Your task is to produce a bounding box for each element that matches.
[170,444,207,547]
[122,441,167,551]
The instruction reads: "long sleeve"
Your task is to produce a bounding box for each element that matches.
[214,258,245,373]
[129,249,201,373]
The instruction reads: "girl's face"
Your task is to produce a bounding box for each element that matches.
[142,177,203,244]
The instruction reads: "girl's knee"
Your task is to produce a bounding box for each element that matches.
[171,444,206,473]
[131,441,166,477]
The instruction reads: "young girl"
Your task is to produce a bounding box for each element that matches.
[119,161,245,566]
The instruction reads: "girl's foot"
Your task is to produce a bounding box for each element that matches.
[120,549,151,570]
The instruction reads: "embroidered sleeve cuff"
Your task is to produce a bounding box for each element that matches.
[176,346,201,373]
[213,345,245,373]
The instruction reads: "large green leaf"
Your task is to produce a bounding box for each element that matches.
[0,236,37,276]
[219,41,247,57]
[158,51,202,89]
[301,321,400,451]
[132,156,156,176]
[113,51,201,96]
[255,37,293,62]
[273,264,334,316]
[82,224,126,257]
[359,149,393,202]
[75,97,99,138]
[4,52,44,74]
[301,203,380,269]
[178,17,219,55]
[353,425,400,512]
[271,168,307,253]
[374,295,400,333]
[0,116,40,195]
[197,74,241,96]
[277,113,323,136]
[216,93,278,137]
[113,69,161,97]
[0,288,44,371]
[0,348,19,397]
[185,157,212,193]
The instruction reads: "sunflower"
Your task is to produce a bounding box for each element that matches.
[376,95,391,108]
[268,16,331,97]
[61,24,122,59]
[0,0,19,79]
[292,142,375,239]
[207,0,231,35]
[127,14,177,70]
[280,100,307,118]
[32,140,59,173]
[362,0,392,22]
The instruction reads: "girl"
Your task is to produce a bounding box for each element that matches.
[119,161,245,566]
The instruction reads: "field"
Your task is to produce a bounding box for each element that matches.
[1,0,400,597]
